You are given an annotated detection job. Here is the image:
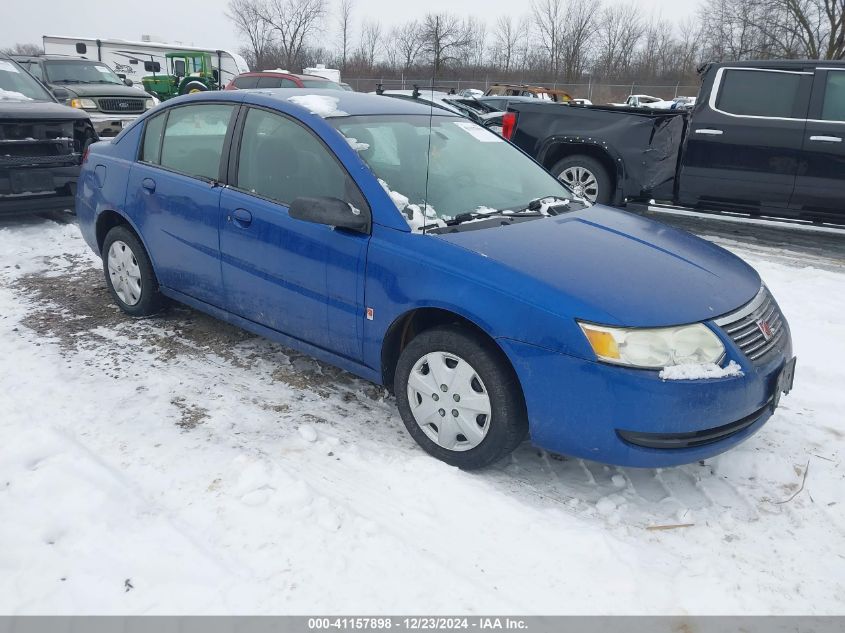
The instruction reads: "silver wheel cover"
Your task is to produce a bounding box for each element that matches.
[107,240,143,306]
[559,165,599,203]
[406,351,492,452]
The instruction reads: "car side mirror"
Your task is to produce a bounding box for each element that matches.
[52,87,70,101]
[123,77,134,87]
[289,196,370,233]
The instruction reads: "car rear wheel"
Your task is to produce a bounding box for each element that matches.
[552,155,612,205]
[102,225,164,317]
[394,325,528,469]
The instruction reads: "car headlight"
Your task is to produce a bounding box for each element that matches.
[145,98,155,109]
[578,321,725,369]
[69,98,98,110]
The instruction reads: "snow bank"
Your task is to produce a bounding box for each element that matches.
[659,360,744,381]
[287,95,347,118]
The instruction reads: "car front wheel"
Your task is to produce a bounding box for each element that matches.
[102,225,164,317]
[394,325,528,469]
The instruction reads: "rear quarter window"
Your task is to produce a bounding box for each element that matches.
[715,69,803,118]
[256,76,282,89]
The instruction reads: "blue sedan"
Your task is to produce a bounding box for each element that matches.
[75,89,796,469]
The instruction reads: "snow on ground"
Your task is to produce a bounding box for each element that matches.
[0,214,844,615]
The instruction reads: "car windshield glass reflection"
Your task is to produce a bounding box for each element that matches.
[332,114,576,232]
[45,61,124,85]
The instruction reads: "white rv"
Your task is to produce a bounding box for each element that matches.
[42,35,250,88]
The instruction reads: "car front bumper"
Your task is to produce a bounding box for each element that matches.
[87,113,141,138]
[0,164,79,216]
[499,326,793,467]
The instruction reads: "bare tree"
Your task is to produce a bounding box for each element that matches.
[422,13,471,76]
[357,20,383,69]
[492,16,525,72]
[762,0,845,59]
[560,0,601,81]
[390,20,426,72]
[0,42,42,56]
[227,0,274,70]
[531,0,567,76]
[260,0,327,71]
[337,0,354,71]
[594,3,644,79]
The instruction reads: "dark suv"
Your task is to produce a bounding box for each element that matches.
[13,55,155,137]
[0,55,96,215]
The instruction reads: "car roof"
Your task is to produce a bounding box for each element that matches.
[238,71,335,81]
[180,88,459,117]
[709,59,845,69]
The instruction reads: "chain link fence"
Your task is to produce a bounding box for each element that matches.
[344,77,700,104]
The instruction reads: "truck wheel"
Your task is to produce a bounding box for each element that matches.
[182,81,208,95]
[551,155,612,205]
[394,325,528,470]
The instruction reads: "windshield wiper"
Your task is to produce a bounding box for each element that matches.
[447,208,545,226]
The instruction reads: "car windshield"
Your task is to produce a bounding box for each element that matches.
[301,79,341,89]
[44,60,124,85]
[332,114,575,229]
[0,59,53,101]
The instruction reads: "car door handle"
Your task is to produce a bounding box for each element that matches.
[809,135,842,143]
[229,208,253,228]
[694,129,724,136]
[141,178,156,192]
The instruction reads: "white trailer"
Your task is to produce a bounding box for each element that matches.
[42,35,250,88]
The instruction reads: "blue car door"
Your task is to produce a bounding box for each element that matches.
[125,102,237,307]
[218,106,370,360]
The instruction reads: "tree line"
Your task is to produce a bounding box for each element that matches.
[227,0,844,92]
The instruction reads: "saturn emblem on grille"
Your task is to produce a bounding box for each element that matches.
[756,319,774,341]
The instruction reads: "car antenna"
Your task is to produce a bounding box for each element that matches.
[421,75,434,235]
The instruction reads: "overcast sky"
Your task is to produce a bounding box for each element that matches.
[3,0,695,57]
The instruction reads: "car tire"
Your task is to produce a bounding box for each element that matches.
[182,81,208,94]
[394,325,528,469]
[551,155,613,205]
[102,225,164,317]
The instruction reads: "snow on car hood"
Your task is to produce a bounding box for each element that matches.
[437,205,762,328]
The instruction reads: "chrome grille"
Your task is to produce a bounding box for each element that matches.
[715,287,787,362]
[97,98,145,114]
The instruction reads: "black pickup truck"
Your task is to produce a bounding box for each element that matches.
[503,60,845,224]
[1,55,96,216]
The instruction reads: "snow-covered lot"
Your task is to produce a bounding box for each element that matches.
[1,213,843,614]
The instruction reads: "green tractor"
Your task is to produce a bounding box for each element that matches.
[142,51,220,101]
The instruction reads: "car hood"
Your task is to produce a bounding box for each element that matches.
[437,205,761,327]
[0,100,90,120]
[59,83,149,98]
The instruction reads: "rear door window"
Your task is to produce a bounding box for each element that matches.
[821,71,845,122]
[159,104,235,180]
[715,69,804,118]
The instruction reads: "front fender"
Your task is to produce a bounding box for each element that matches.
[362,225,599,378]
